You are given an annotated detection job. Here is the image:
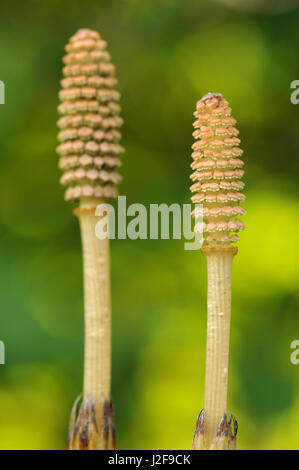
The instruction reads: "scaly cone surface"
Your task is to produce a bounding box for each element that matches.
[57,28,124,202]
[190,93,245,245]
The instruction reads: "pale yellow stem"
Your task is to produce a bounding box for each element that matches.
[202,245,237,449]
[75,197,111,424]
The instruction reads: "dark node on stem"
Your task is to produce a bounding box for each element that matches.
[102,395,116,450]
[192,409,204,450]
[192,409,238,450]
[68,394,116,450]
[215,412,238,450]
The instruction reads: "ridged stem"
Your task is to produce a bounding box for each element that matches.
[75,197,111,425]
[202,245,237,449]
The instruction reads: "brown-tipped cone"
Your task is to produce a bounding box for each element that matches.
[57,28,124,202]
[191,93,245,245]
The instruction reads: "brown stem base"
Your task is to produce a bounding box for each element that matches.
[68,394,116,450]
[192,410,238,450]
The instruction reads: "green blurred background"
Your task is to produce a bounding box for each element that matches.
[0,0,299,450]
